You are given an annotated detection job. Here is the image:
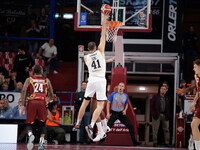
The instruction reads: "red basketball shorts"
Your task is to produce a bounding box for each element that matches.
[27,100,47,124]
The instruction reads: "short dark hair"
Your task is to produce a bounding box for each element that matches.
[48,101,58,111]
[88,42,96,51]
[18,45,27,52]
[162,81,169,87]
[194,59,200,66]
[34,65,42,74]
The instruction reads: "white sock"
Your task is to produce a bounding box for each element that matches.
[197,141,200,150]
[91,121,95,128]
[96,122,104,133]
[76,120,81,125]
[28,132,32,137]
[40,137,44,143]
[101,118,107,128]
[195,141,199,150]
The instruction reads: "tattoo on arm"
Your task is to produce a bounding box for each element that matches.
[21,78,30,106]
[47,79,54,99]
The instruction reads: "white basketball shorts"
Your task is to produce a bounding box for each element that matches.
[84,77,107,101]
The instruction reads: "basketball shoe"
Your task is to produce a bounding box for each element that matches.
[72,124,80,131]
[38,142,45,150]
[85,125,93,140]
[27,134,35,150]
[93,132,107,142]
[103,125,111,133]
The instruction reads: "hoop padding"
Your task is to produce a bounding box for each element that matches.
[106,21,122,43]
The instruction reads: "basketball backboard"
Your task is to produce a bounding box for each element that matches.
[75,0,152,32]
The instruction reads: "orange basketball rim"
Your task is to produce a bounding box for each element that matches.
[106,21,122,42]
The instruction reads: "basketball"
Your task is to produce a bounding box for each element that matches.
[101,4,111,15]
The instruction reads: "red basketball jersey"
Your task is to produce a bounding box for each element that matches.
[196,75,200,92]
[194,75,200,118]
[27,75,48,100]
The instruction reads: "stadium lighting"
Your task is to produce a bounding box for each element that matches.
[139,87,146,91]
[55,13,60,18]
[63,13,73,19]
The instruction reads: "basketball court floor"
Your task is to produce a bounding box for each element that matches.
[0,143,187,150]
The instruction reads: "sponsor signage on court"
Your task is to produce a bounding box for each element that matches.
[111,120,129,133]
[80,12,87,25]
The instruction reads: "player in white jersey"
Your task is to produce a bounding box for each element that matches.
[73,15,108,141]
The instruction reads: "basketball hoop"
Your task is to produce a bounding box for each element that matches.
[106,21,122,43]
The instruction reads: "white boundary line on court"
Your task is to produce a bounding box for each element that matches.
[41,144,186,150]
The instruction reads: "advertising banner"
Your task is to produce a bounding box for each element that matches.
[0,91,26,120]
[163,0,183,52]
[110,119,129,133]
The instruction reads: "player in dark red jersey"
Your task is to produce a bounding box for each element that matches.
[191,59,200,150]
[20,65,54,150]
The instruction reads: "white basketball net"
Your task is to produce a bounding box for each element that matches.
[106,21,122,43]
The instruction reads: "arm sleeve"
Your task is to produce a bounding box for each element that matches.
[125,94,128,104]
[108,92,115,102]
